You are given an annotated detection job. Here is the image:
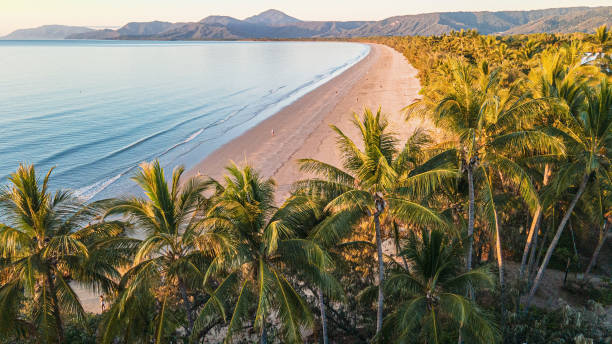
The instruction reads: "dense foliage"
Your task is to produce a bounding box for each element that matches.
[1,27,611,343]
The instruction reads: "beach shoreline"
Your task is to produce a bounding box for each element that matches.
[184,43,431,202]
[78,42,431,313]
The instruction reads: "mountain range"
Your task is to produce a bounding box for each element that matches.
[3,7,611,40]
[0,25,94,40]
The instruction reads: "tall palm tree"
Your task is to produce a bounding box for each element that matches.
[583,173,611,277]
[591,25,611,74]
[100,160,230,343]
[196,163,333,344]
[380,228,499,344]
[519,49,590,282]
[527,80,612,307]
[297,109,451,336]
[593,26,611,55]
[276,192,347,344]
[0,164,124,342]
[407,59,561,299]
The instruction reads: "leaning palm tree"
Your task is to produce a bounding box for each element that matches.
[519,48,592,282]
[0,164,125,343]
[100,160,231,343]
[380,228,499,344]
[297,109,451,336]
[526,80,612,306]
[583,172,611,278]
[195,163,333,344]
[407,59,562,300]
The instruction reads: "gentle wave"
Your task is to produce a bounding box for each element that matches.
[80,44,369,200]
[74,172,124,201]
[0,41,370,200]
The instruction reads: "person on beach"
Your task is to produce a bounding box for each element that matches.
[100,295,105,312]
[271,129,275,136]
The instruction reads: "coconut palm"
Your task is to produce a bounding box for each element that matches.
[591,25,611,74]
[100,160,231,343]
[594,25,611,52]
[379,228,499,344]
[407,59,562,300]
[195,163,333,344]
[527,79,612,307]
[583,172,611,277]
[519,49,592,282]
[297,109,451,336]
[0,164,125,343]
[275,193,347,344]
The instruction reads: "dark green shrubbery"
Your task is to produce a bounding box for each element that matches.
[503,301,611,344]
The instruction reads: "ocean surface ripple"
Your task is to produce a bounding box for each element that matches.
[0,40,369,200]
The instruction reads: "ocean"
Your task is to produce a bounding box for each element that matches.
[0,40,369,199]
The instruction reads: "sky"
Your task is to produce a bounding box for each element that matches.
[1,0,610,36]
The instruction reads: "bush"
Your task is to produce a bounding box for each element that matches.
[503,301,611,344]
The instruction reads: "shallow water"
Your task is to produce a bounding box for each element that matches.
[0,40,369,199]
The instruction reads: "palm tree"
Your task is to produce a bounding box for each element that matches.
[276,193,347,344]
[196,163,333,343]
[100,160,230,343]
[593,25,611,56]
[407,59,561,300]
[0,164,124,342]
[591,25,611,73]
[297,109,451,336]
[527,80,612,307]
[519,49,590,282]
[583,173,611,277]
[380,228,499,344]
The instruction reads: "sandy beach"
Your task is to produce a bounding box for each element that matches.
[78,43,428,313]
[184,43,431,201]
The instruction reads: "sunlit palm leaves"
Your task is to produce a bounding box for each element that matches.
[380,229,499,344]
[100,161,231,343]
[296,108,451,337]
[0,164,125,342]
[527,79,612,305]
[196,163,332,343]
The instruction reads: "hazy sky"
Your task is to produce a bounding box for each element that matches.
[1,0,610,35]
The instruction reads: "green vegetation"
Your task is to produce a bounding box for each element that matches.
[1,27,612,343]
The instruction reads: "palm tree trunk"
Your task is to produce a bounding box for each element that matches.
[261,321,268,344]
[46,271,65,343]
[519,164,551,282]
[526,172,590,308]
[530,214,555,285]
[318,287,329,344]
[526,223,539,281]
[520,206,543,280]
[373,211,385,335]
[393,222,409,270]
[467,165,475,272]
[178,278,194,342]
[585,220,608,277]
[491,199,504,288]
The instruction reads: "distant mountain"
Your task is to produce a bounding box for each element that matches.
[37,7,612,41]
[244,9,302,26]
[503,7,612,34]
[117,21,179,36]
[347,7,612,36]
[200,16,244,26]
[1,25,94,40]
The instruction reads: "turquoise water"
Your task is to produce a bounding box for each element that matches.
[0,40,369,199]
